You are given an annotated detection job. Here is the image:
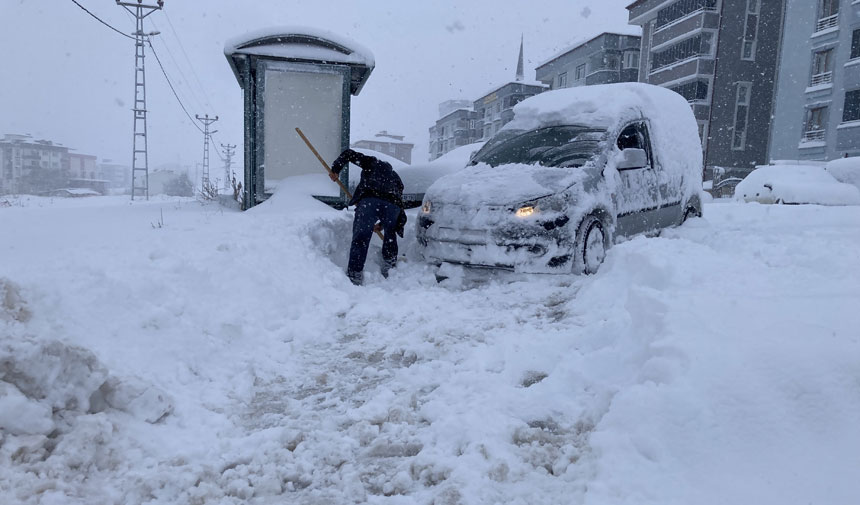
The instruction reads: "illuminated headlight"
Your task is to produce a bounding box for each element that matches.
[515,205,536,218]
[422,201,432,214]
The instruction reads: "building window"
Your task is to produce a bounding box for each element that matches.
[741,0,759,60]
[655,0,718,30]
[651,32,714,71]
[816,0,839,31]
[623,51,640,69]
[851,29,860,60]
[732,82,752,150]
[819,0,839,18]
[804,106,828,142]
[575,64,586,80]
[670,79,709,102]
[558,72,568,88]
[811,49,833,86]
[844,90,860,123]
[604,54,620,70]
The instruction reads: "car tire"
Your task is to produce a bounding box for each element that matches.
[575,215,608,275]
[681,206,699,224]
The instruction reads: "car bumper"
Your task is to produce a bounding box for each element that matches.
[416,212,574,273]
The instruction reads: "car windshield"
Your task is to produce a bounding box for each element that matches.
[469,125,606,168]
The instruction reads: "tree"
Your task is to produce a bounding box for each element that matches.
[164,173,194,197]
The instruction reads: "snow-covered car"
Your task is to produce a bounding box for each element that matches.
[735,164,860,205]
[416,83,704,275]
[826,157,860,192]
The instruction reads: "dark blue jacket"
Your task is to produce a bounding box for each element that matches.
[332,149,407,235]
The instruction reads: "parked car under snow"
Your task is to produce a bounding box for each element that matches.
[735,164,860,206]
[416,83,704,275]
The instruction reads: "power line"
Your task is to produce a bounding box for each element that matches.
[70,0,134,40]
[147,39,204,134]
[149,18,208,114]
[164,10,214,111]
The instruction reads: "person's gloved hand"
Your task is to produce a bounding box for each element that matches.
[329,172,339,182]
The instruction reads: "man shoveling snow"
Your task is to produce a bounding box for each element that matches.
[330,149,407,285]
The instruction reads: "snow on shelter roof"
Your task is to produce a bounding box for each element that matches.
[224,26,375,95]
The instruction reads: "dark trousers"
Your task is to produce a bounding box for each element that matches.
[348,197,400,282]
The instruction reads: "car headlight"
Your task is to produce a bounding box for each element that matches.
[422,201,432,214]
[515,205,536,218]
[513,195,566,218]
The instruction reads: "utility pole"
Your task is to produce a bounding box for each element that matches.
[221,143,237,191]
[117,0,164,201]
[195,114,218,191]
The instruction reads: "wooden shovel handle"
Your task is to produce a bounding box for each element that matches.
[295,127,385,242]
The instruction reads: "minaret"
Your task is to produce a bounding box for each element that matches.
[516,34,524,81]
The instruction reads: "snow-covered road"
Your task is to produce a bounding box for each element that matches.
[2,193,859,504]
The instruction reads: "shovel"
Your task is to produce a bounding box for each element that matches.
[295,127,385,241]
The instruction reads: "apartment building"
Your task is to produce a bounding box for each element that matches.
[0,134,70,194]
[628,0,786,179]
[351,131,415,164]
[69,153,98,180]
[770,0,860,161]
[427,37,548,160]
[535,31,642,90]
[98,161,132,191]
[473,81,548,141]
[429,108,480,161]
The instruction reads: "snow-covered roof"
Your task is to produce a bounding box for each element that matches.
[224,26,375,95]
[535,28,643,69]
[475,80,549,102]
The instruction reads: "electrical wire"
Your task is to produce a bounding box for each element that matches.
[149,18,208,114]
[70,0,134,40]
[147,39,204,134]
[150,39,227,162]
[164,10,215,111]
[72,0,229,167]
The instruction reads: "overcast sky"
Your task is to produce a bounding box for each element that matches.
[1,0,635,169]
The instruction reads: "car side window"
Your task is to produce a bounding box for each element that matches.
[616,122,653,167]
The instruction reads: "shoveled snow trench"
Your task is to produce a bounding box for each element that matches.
[1,193,859,505]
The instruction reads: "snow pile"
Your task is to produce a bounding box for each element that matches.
[2,195,860,504]
[826,156,860,190]
[736,164,860,205]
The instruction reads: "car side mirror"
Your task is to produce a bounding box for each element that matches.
[616,148,648,170]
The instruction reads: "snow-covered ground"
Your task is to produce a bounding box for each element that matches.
[2,191,859,504]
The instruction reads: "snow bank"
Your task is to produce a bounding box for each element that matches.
[736,164,860,205]
[2,194,859,504]
[826,156,860,190]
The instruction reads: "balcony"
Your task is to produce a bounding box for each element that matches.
[810,71,833,86]
[815,14,838,33]
[801,129,826,142]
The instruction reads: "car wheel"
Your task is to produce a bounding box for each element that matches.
[681,206,699,224]
[577,216,607,275]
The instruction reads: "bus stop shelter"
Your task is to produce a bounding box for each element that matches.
[224,27,375,208]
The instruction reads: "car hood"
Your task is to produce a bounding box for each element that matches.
[424,162,588,206]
